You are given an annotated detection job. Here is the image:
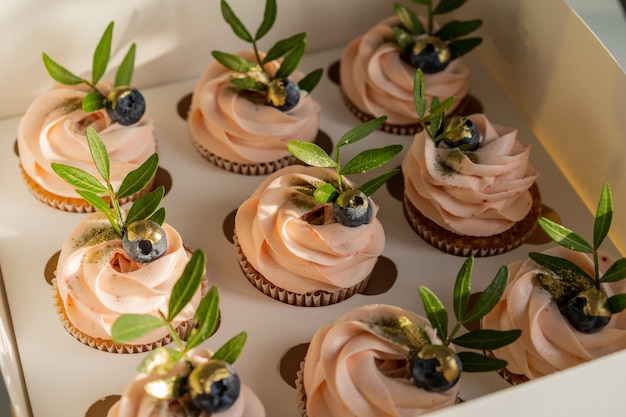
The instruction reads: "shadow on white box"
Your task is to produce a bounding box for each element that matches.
[1,0,626,416]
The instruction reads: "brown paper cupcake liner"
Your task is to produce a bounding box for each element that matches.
[190,137,297,176]
[51,275,207,354]
[20,164,153,213]
[233,233,368,307]
[403,183,542,257]
[485,350,529,385]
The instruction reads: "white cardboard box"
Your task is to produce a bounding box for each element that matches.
[0,1,625,416]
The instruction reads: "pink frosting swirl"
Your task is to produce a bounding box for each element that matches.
[235,166,385,294]
[188,50,320,164]
[302,304,458,417]
[482,246,626,380]
[402,114,539,236]
[340,16,469,125]
[107,348,265,417]
[17,82,156,198]
[55,212,199,344]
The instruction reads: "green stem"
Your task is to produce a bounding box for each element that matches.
[334,146,344,193]
[160,311,186,352]
[251,40,266,78]
[108,183,125,236]
[447,321,463,347]
[593,249,600,289]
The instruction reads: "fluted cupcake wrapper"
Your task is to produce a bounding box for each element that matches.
[233,233,369,307]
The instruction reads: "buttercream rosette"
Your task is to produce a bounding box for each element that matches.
[53,212,205,353]
[482,246,626,384]
[234,165,385,306]
[188,50,320,175]
[340,16,470,135]
[297,304,458,417]
[17,82,156,212]
[106,348,265,417]
[402,113,541,256]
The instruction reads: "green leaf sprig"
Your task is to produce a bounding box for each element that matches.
[416,256,521,372]
[213,0,323,98]
[392,0,482,61]
[42,21,137,113]
[111,250,247,401]
[286,116,403,203]
[51,126,161,236]
[530,184,626,314]
[413,68,471,148]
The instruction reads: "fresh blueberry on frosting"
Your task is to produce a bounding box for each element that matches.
[188,360,242,413]
[106,86,146,125]
[405,35,451,73]
[122,220,168,263]
[440,116,482,151]
[287,116,402,227]
[410,344,461,393]
[561,288,611,334]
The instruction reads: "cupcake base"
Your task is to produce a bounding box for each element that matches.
[485,351,529,385]
[403,183,542,257]
[20,164,153,213]
[233,233,368,307]
[190,136,297,176]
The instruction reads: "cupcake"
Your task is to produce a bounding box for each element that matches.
[17,21,156,212]
[339,1,482,134]
[402,70,541,256]
[234,117,401,306]
[108,260,265,416]
[52,128,204,353]
[188,0,322,175]
[297,257,520,416]
[482,184,626,384]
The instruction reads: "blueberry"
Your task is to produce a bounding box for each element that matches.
[561,288,611,333]
[122,220,168,263]
[440,116,482,151]
[404,36,451,73]
[188,360,241,413]
[333,189,372,227]
[106,86,146,125]
[267,78,300,111]
[409,344,461,393]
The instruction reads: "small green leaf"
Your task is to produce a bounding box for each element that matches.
[115,43,136,87]
[528,252,594,286]
[453,257,473,322]
[340,145,403,175]
[452,329,521,351]
[448,37,483,60]
[314,183,339,203]
[186,286,220,350]
[275,40,306,80]
[287,141,337,168]
[435,19,483,41]
[213,332,247,364]
[424,96,455,121]
[393,25,415,51]
[42,53,85,85]
[76,189,118,224]
[221,0,253,42]
[418,286,448,341]
[86,127,110,183]
[463,265,508,324]
[359,169,400,197]
[433,0,468,15]
[167,250,206,321]
[111,313,164,344]
[212,51,257,73]
[457,351,508,372]
[336,116,387,149]
[125,186,165,225]
[137,347,183,375]
[82,92,105,112]
[393,3,425,35]
[117,153,159,200]
[538,217,594,253]
[593,184,612,250]
[255,0,277,40]
[50,163,108,194]
[608,293,626,314]
[298,68,323,93]
[263,32,307,64]
[601,258,626,283]
[149,207,166,226]
[413,69,427,119]
[92,22,114,84]
[230,76,267,92]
